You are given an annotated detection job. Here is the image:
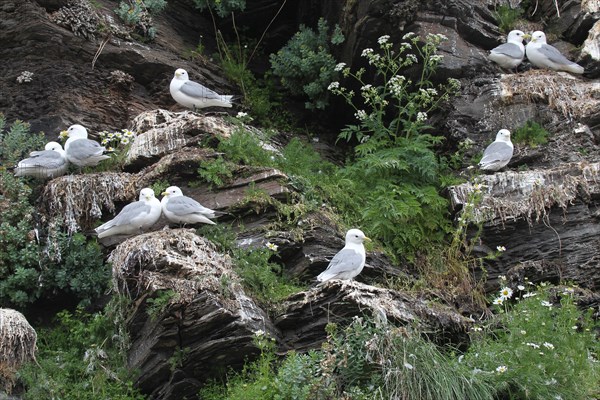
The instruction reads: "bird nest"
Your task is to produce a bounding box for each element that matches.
[0,309,37,393]
[449,162,600,226]
[499,70,600,120]
[110,229,241,307]
[41,172,136,234]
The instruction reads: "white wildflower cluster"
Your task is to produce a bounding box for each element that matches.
[327,81,340,91]
[541,300,553,308]
[492,283,513,305]
[99,128,135,150]
[402,32,416,40]
[236,111,253,122]
[426,32,448,45]
[418,87,438,103]
[334,62,346,72]
[361,48,374,57]
[416,112,427,123]
[16,71,34,84]
[355,110,368,121]
[389,74,406,97]
[496,245,506,252]
[429,54,444,63]
[377,35,390,45]
[496,365,507,373]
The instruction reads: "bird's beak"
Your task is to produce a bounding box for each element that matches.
[523,33,531,40]
[161,191,169,196]
[364,236,372,242]
[175,71,181,77]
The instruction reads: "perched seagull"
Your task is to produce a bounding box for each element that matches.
[161,186,224,225]
[479,129,514,172]
[170,68,233,110]
[95,188,162,239]
[14,141,69,179]
[525,31,584,74]
[488,30,527,70]
[63,124,111,167]
[317,229,371,283]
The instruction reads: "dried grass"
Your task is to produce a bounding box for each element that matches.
[42,172,136,234]
[0,309,36,393]
[110,228,241,306]
[499,70,600,119]
[450,162,600,226]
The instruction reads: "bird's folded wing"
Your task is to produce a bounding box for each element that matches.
[480,142,512,164]
[322,249,363,274]
[166,196,205,216]
[180,81,222,99]
[538,44,575,65]
[491,43,523,58]
[69,140,105,158]
[110,201,151,226]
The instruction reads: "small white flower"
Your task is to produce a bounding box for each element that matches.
[523,292,537,298]
[327,81,340,91]
[114,132,122,139]
[101,139,109,145]
[416,111,427,122]
[498,275,507,281]
[493,297,503,305]
[520,330,526,335]
[334,62,346,71]
[16,71,34,84]
[361,48,374,57]
[499,287,513,300]
[59,130,69,140]
[429,54,444,62]
[496,246,506,252]
[377,35,390,44]
[120,137,130,145]
[517,285,525,291]
[572,325,578,330]
[496,365,507,373]
[355,110,368,121]
[471,326,483,332]
[402,32,416,40]
[541,300,553,308]
[254,329,265,337]
[236,111,248,118]
[265,242,278,252]
[543,342,554,350]
[360,84,373,92]
[403,362,414,370]
[526,342,540,349]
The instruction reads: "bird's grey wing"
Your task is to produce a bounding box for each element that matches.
[19,151,64,168]
[323,249,363,275]
[179,80,222,100]
[110,201,151,226]
[491,43,523,58]
[68,139,105,158]
[538,44,575,65]
[480,142,513,163]
[166,196,205,216]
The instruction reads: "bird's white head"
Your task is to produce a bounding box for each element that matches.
[507,30,526,44]
[173,69,189,81]
[530,31,546,44]
[345,229,370,245]
[66,124,88,139]
[139,188,156,201]
[495,129,511,142]
[45,141,63,151]
[161,186,183,198]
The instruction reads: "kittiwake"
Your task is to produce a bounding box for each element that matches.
[95,188,162,239]
[488,30,527,69]
[14,141,68,179]
[479,129,514,171]
[161,186,224,225]
[170,68,233,110]
[525,31,584,74]
[63,124,111,167]
[317,229,371,282]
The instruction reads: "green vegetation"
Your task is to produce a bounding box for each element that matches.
[0,115,45,166]
[198,224,303,307]
[464,281,600,399]
[512,120,549,148]
[19,302,145,400]
[146,289,179,321]
[200,282,599,400]
[270,18,345,110]
[114,0,167,39]
[329,33,461,259]
[493,4,524,33]
[193,0,246,17]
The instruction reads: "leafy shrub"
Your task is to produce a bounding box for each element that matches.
[0,171,110,308]
[270,18,345,110]
[0,115,45,166]
[217,127,275,167]
[114,0,167,39]
[493,5,523,33]
[197,156,235,187]
[193,0,246,17]
[19,302,145,400]
[512,120,549,148]
[329,33,461,259]
[464,281,600,399]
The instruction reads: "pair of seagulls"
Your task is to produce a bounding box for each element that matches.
[15,124,110,179]
[95,186,223,239]
[489,30,584,74]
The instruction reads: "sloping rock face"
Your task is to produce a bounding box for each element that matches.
[449,162,600,291]
[110,229,276,399]
[0,309,37,393]
[276,280,473,352]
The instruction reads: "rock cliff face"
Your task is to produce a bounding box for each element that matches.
[2,0,600,398]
